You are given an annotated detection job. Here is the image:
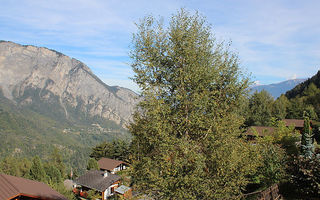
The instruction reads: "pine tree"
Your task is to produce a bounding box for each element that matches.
[87,158,99,170]
[49,148,66,178]
[301,113,314,158]
[29,156,47,182]
[129,9,259,199]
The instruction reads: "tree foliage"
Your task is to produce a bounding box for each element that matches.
[0,150,75,199]
[129,9,258,199]
[90,140,131,162]
[29,156,47,182]
[301,114,314,158]
[288,155,320,198]
[87,158,99,170]
[285,71,320,119]
[246,90,274,126]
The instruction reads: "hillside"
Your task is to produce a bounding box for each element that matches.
[0,41,139,172]
[285,70,320,119]
[251,79,306,98]
[285,70,320,99]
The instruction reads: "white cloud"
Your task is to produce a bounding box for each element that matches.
[288,74,297,80]
[0,0,319,87]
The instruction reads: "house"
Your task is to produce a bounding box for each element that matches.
[115,185,132,199]
[244,126,275,140]
[74,170,121,200]
[283,119,307,133]
[98,158,128,174]
[0,173,68,200]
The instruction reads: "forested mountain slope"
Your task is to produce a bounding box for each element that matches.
[285,70,320,119]
[285,70,320,99]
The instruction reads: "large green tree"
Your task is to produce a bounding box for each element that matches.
[90,140,131,162]
[246,90,274,126]
[129,9,259,199]
[29,156,47,182]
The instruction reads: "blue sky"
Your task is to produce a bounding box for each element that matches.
[1,0,319,92]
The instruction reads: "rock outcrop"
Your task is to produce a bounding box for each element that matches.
[0,41,139,126]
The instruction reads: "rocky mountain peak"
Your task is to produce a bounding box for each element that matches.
[0,41,139,126]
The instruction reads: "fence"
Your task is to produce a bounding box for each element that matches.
[242,184,281,200]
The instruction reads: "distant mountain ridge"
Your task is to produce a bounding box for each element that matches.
[251,78,307,98]
[0,40,139,126]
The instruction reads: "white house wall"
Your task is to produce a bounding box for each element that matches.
[104,184,119,199]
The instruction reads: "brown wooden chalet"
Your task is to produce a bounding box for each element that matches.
[244,126,275,140]
[0,173,67,200]
[98,158,128,174]
[74,170,120,200]
[283,119,307,133]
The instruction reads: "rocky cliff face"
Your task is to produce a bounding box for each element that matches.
[0,41,139,126]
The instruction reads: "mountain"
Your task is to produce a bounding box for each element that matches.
[285,70,320,99]
[251,79,306,98]
[0,41,139,171]
[0,41,139,126]
[284,70,320,119]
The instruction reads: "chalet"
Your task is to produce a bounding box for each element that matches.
[0,173,67,200]
[98,158,128,174]
[244,126,275,140]
[74,170,120,200]
[283,119,307,133]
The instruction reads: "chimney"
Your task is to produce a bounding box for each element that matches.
[104,171,108,178]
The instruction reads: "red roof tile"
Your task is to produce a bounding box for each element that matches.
[0,173,68,200]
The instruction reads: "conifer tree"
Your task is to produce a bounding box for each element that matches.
[129,9,258,199]
[87,158,99,170]
[301,113,314,158]
[29,156,47,182]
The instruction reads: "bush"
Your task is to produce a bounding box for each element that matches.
[288,155,320,197]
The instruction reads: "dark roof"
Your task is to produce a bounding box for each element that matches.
[74,170,120,192]
[0,173,68,200]
[98,158,127,171]
[245,126,275,137]
[283,119,305,128]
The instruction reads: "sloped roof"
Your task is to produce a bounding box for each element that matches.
[115,185,131,195]
[283,119,305,128]
[0,173,68,200]
[245,126,275,137]
[74,170,120,192]
[98,158,127,171]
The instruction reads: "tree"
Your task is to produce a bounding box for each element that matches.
[301,113,314,158]
[272,95,289,120]
[246,90,274,126]
[129,9,258,199]
[49,148,66,178]
[45,164,62,184]
[87,158,99,170]
[29,156,47,182]
[287,98,304,119]
[90,140,131,162]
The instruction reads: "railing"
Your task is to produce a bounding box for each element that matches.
[242,184,281,200]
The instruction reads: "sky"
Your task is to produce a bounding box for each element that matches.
[0,0,319,92]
